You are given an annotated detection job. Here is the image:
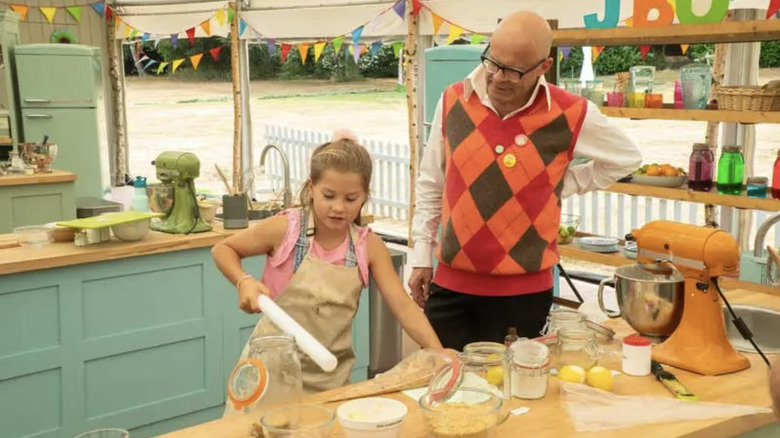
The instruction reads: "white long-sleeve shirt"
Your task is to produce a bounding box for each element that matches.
[411,66,642,268]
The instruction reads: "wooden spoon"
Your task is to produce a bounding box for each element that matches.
[214,164,234,196]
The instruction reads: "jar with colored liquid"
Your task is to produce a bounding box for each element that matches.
[746,177,768,198]
[772,150,780,200]
[717,146,745,195]
[688,143,714,192]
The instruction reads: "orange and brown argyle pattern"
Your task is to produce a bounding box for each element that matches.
[437,82,588,275]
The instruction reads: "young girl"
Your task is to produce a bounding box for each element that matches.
[212,131,445,409]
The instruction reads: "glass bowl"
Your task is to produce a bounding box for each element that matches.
[419,387,503,438]
[14,224,54,249]
[558,214,581,245]
[260,404,335,438]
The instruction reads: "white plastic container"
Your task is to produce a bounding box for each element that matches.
[336,397,407,438]
[622,334,652,376]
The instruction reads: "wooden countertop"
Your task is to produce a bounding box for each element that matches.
[0,170,76,186]
[156,288,779,438]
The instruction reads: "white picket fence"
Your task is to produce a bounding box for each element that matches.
[262,124,780,247]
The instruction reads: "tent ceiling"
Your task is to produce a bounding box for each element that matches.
[115,0,774,41]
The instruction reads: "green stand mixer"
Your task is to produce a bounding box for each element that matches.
[150,151,212,234]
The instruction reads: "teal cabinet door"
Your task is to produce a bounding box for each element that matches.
[15,47,100,108]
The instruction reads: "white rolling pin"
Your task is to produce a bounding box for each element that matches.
[258,294,338,372]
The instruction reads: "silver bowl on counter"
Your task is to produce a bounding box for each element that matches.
[597,263,685,338]
[147,184,174,215]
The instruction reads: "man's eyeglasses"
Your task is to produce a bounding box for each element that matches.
[480,45,546,83]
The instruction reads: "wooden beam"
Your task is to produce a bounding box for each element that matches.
[605,183,780,212]
[599,107,780,124]
[553,19,780,47]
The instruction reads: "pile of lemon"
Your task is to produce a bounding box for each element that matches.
[557,365,614,391]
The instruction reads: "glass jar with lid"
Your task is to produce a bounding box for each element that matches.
[542,308,587,337]
[553,329,600,370]
[511,340,551,400]
[717,145,745,195]
[227,334,303,414]
[688,143,714,192]
[746,176,768,198]
[461,342,512,402]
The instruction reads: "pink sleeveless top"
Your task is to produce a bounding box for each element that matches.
[260,209,371,297]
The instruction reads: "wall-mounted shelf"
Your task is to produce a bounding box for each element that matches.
[605,183,780,212]
[599,107,780,124]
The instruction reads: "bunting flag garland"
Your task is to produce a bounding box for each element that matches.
[267,40,276,55]
[39,7,57,24]
[65,6,82,22]
[768,0,780,18]
[90,2,104,18]
[297,43,310,64]
[105,5,113,24]
[392,41,403,58]
[681,44,690,55]
[201,20,211,36]
[215,7,226,26]
[392,0,405,19]
[209,46,223,61]
[446,23,465,44]
[470,34,487,45]
[560,46,572,61]
[10,5,28,21]
[186,27,196,45]
[333,36,345,53]
[314,42,326,62]
[412,0,423,17]
[142,33,150,43]
[227,7,235,26]
[370,41,382,59]
[156,61,169,75]
[432,14,444,35]
[592,46,604,62]
[171,34,179,49]
[352,26,364,45]
[143,59,157,71]
[280,43,292,62]
[171,58,185,73]
[352,44,362,63]
[640,45,652,59]
[239,19,247,37]
[190,53,204,70]
[123,24,133,39]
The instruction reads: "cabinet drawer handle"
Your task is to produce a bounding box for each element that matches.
[24,98,52,104]
[25,114,53,119]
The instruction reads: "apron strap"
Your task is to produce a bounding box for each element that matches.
[293,209,359,272]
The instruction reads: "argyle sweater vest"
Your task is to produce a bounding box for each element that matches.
[434,82,588,296]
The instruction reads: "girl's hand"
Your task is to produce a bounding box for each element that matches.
[238,277,272,314]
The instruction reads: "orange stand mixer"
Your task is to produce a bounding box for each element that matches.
[629,220,750,376]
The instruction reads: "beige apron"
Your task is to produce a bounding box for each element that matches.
[225,209,363,415]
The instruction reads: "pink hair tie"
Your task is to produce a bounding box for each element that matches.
[331,128,358,142]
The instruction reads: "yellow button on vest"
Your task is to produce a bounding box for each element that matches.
[495,145,505,154]
[515,134,528,146]
[503,153,517,168]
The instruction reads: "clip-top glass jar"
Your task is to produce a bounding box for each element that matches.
[717,145,745,195]
[554,329,600,370]
[746,177,768,198]
[688,143,714,192]
[227,334,303,414]
[542,308,587,337]
[511,340,551,400]
[461,342,512,401]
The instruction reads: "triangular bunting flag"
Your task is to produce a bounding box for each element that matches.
[412,0,423,17]
[560,46,572,61]
[432,14,444,35]
[139,55,149,63]
[142,33,150,44]
[239,19,247,37]
[171,34,179,49]
[106,6,114,24]
[352,44,362,63]
[124,25,133,40]
[370,41,382,59]
[190,53,204,70]
[352,26,364,45]
[681,44,689,55]
[228,7,235,25]
[186,28,196,45]
[446,24,465,44]
[768,0,780,18]
[66,6,82,22]
[592,46,604,62]
[40,7,57,24]
[333,36,345,53]
[640,45,652,59]
[90,3,104,18]
[281,44,292,62]
[470,34,486,45]
[157,62,169,75]
[114,14,120,27]
[268,40,276,54]
[143,59,157,71]
[10,5,29,21]
[393,0,406,19]
[131,29,139,39]
[172,58,185,73]
[314,42,326,62]
[297,43,310,64]
[209,46,223,61]
[215,8,226,27]
[392,41,403,58]
[201,20,211,36]
[154,37,162,48]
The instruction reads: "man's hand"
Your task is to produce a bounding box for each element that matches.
[408,268,433,308]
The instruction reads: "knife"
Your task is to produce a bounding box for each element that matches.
[651,360,698,401]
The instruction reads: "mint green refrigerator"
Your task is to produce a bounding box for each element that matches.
[15,44,110,199]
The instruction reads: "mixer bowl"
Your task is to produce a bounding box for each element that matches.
[597,263,685,337]
[147,184,174,214]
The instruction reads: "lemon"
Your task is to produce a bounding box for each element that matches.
[557,365,586,384]
[586,366,614,391]
[486,366,504,385]
[558,228,569,238]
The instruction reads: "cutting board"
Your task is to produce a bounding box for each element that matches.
[57,211,163,229]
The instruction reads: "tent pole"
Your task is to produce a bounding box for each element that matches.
[404,0,419,246]
[107,1,128,186]
[230,1,243,193]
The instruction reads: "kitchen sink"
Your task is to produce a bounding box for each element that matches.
[723,305,780,354]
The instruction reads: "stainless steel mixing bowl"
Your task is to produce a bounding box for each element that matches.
[597,263,685,337]
[147,184,174,214]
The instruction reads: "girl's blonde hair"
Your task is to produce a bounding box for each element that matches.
[298,138,372,225]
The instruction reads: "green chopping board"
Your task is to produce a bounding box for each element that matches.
[57,211,163,229]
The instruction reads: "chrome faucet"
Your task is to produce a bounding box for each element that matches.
[259,144,292,208]
[753,212,780,257]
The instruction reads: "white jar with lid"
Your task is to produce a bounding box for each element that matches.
[622,334,652,376]
[511,340,550,400]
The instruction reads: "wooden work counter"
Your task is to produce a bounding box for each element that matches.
[156,288,779,438]
[0,169,76,186]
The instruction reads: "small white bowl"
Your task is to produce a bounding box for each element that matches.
[111,219,151,242]
[337,397,407,438]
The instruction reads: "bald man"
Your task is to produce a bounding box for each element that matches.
[409,11,641,350]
